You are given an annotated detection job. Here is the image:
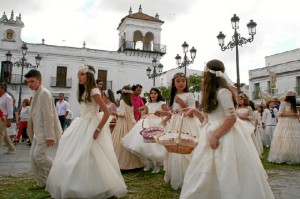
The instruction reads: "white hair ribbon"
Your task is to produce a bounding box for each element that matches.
[104,90,109,96]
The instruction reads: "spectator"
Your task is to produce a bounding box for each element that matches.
[0,83,16,154]
[56,93,69,131]
[64,109,73,129]
[131,84,145,121]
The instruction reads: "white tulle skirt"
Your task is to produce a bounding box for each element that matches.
[121,117,165,163]
[268,117,300,164]
[46,113,127,199]
[180,119,274,199]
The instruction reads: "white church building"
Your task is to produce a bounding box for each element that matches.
[0,7,167,117]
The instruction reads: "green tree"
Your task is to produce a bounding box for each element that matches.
[188,74,202,92]
[160,86,170,101]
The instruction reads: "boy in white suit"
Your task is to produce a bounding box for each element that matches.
[25,69,62,189]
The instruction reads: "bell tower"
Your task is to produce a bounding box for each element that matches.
[0,11,24,48]
[117,5,166,58]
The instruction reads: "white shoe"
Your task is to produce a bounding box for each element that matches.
[144,161,153,171]
[152,165,160,174]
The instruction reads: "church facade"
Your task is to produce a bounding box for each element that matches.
[0,7,166,116]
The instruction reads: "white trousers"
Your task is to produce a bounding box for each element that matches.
[30,139,53,186]
[265,125,276,146]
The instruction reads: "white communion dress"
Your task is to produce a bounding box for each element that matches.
[46,88,127,199]
[180,88,274,199]
[122,101,165,163]
[268,101,300,164]
[163,92,201,190]
[237,106,263,156]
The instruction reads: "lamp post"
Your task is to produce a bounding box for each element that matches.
[5,43,42,109]
[217,14,257,93]
[146,58,164,86]
[175,41,197,75]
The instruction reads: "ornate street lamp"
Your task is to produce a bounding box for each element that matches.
[6,43,42,109]
[175,41,197,75]
[217,14,257,93]
[146,58,164,86]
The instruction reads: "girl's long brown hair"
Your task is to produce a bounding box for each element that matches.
[77,65,97,103]
[202,59,236,113]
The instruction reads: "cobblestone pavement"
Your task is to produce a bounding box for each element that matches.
[1,142,300,199]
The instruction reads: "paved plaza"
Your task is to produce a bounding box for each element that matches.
[1,142,300,199]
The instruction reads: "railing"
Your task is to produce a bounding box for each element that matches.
[118,41,166,55]
[0,74,27,85]
[50,77,72,88]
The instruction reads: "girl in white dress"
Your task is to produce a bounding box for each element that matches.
[103,89,117,133]
[254,105,268,147]
[156,72,201,190]
[268,90,300,164]
[237,93,263,156]
[46,65,127,199]
[180,59,274,199]
[122,88,167,173]
[111,86,144,170]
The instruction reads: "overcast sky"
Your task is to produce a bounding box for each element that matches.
[2,0,299,84]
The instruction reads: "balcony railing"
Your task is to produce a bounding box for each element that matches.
[118,41,166,55]
[0,74,27,85]
[50,77,72,88]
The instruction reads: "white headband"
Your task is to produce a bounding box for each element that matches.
[206,68,224,77]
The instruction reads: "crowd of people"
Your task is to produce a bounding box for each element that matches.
[1,59,300,198]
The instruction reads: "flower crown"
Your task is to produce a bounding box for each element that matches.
[78,65,95,74]
[173,72,186,78]
[121,89,133,94]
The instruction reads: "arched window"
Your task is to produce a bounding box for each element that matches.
[144,32,154,51]
[133,30,143,50]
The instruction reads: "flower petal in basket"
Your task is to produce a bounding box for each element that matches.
[142,126,164,143]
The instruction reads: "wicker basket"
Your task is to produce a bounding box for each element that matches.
[155,114,198,154]
[140,114,164,143]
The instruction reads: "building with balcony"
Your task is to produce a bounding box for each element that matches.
[0,7,166,116]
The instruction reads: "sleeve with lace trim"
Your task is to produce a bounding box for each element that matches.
[217,88,237,118]
[186,92,196,108]
[90,88,101,96]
